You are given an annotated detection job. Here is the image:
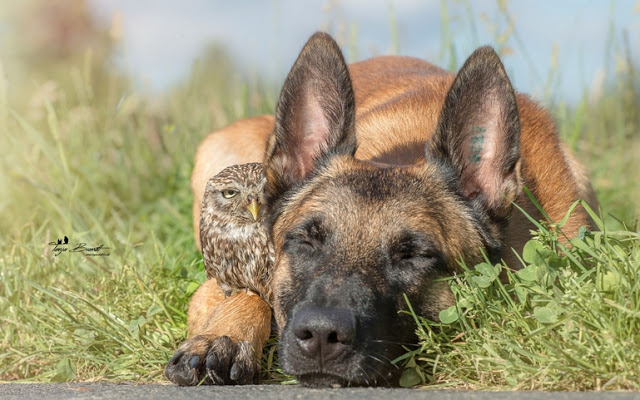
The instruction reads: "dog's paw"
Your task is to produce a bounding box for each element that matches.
[164,335,212,386]
[206,336,257,385]
[164,335,257,386]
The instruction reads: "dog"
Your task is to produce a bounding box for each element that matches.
[165,32,597,387]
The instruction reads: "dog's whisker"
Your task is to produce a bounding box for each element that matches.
[362,361,392,386]
[367,351,401,370]
[357,365,371,386]
[366,339,421,347]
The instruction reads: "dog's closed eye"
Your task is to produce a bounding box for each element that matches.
[388,232,440,267]
[284,218,327,254]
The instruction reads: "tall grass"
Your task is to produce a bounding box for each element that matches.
[1,0,638,388]
[0,37,274,380]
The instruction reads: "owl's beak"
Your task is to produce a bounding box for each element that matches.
[247,198,260,221]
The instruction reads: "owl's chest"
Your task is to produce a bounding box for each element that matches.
[203,224,271,275]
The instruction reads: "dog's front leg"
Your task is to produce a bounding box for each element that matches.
[164,279,272,385]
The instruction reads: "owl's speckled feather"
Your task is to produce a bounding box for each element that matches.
[199,163,274,304]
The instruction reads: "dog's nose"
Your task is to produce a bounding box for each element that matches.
[292,305,356,362]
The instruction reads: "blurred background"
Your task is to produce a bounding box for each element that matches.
[0,0,638,383]
[3,0,636,227]
[92,0,640,103]
[2,1,640,101]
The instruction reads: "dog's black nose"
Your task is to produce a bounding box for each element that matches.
[292,305,356,362]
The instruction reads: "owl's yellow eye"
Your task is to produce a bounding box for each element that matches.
[221,189,238,199]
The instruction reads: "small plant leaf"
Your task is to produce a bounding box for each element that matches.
[145,304,163,319]
[514,285,528,303]
[599,271,620,291]
[523,239,555,265]
[399,367,422,388]
[534,305,559,324]
[505,373,518,386]
[522,240,543,264]
[516,265,538,282]
[439,305,459,324]
[471,275,495,288]
[475,262,497,277]
[127,315,146,337]
[185,281,200,296]
[51,358,76,382]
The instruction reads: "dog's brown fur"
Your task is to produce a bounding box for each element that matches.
[167,32,597,387]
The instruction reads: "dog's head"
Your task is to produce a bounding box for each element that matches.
[264,32,521,387]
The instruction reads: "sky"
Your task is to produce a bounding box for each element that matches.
[89,0,640,103]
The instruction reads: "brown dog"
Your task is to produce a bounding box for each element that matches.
[165,32,597,387]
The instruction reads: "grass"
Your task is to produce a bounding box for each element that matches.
[398,203,640,390]
[0,35,278,382]
[1,0,639,390]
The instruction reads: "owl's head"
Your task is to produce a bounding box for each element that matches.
[202,163,267,225]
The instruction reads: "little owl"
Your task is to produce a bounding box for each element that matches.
[199,162,274,304]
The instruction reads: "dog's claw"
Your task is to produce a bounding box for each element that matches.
[164,349,203,386]
[189,355,200,369]
[165,335,257,386]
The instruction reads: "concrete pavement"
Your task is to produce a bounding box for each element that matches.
[1,383,639,400]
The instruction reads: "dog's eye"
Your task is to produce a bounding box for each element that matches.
[284,218,326,254]
[221,189,238,199]
[284,233,319,254]
[391,233,438,265]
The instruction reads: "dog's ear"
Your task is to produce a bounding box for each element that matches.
[427,46,522,221]
[264,32,357,199]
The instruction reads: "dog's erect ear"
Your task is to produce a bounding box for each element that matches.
[427,46,522,221]
[264,32,357,199]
